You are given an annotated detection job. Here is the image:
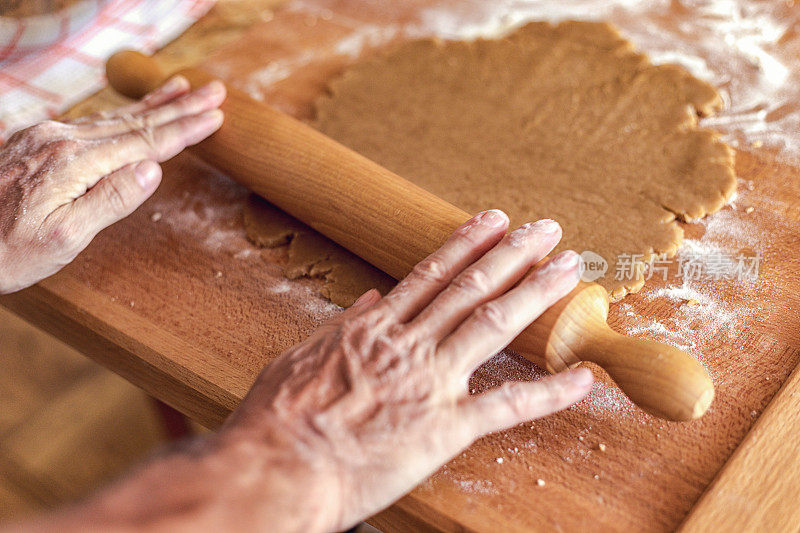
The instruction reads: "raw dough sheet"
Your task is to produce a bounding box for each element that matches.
[245,20,736,304]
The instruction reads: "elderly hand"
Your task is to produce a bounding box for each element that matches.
[31,211,592,533]
[0,75,225,294]
[214,210,592,531]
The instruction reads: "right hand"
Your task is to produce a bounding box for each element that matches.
[45,211,592,533]
[217,210,593,532]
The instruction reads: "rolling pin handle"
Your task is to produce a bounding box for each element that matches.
[106,50,166,100]
[513,282,714,420]
[587,329,715,420]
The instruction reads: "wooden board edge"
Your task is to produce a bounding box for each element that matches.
[680,362,800,532]
[1,276,480,531]
[368,493,478,533]
[0,276,249,429]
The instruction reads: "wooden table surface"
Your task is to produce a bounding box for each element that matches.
[3,1,800,531]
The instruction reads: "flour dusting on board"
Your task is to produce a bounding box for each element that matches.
[240,50,318,98]
[333,24,402,58]
[147,158,346,327]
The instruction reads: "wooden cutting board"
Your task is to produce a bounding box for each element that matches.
[3,1,800,531]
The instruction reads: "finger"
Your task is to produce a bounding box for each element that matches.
[439,250,581,378]
[343,288,383,316]
[309,289,382,340]
[459,368,593,436]
[407,219,561,342]
[69,75,191,126]
[125,75,193,112]
[80,109,224,183]
[76,81,226,140]
[69,76,190,126]
[66,160,162,241]
[375,209,509,323]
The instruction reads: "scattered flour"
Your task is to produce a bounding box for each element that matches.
[240,50,320,101]
[270,279,292,294]
[157,201,243,254]
[455,478,498,496]
[580,378,638,418]
[332,24,402,58]
[303,293,342,317]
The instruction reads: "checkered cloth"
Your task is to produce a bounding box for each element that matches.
[0,0,215,142]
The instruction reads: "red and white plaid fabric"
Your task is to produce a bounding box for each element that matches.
[0,0,215,142]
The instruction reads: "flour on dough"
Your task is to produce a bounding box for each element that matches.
[246,20,736,304]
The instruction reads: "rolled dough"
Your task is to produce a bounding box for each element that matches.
[244,195,395,307]
[245,20,736,304]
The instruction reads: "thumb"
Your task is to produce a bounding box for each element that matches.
[308,289,382,339]
[69,160,162,240]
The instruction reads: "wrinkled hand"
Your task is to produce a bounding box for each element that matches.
[0,75,225,294]
[219,210,593,531]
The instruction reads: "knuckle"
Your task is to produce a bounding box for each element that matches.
[45,138,81,157]
[39,120,75,143]
[123,113,147,131]
[543,378,570,404]
[46,222,79,249]
[501,383,528,418]
[137,124,156,142]
[131,123,159,153]
[379,324,422,356]
[453,221,485,243]
[474,301,511,331]
[452,268,491,295]
[370,323,401,349]
[336,315,374,346]
[385,323,404,337]
[524,270,569,304]
[9,121,56,145]
[412,257,449,285]
[29,120,60,138]
[104,181,131,214]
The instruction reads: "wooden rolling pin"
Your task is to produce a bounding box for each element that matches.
[106,51,714,421]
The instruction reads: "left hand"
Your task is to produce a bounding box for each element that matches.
[0,75,226,293]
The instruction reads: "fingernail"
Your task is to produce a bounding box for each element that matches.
[161,75,187,93]
[198,81,225,97]
[551,250,580,269]
[564,367,593,388]
[512,219,560,236]
[135,160,161,189]
[197,109,225,131]
[208,109,224,125]
[479,209,509,228]
[531,218,560,233]
[353,289,377,306]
